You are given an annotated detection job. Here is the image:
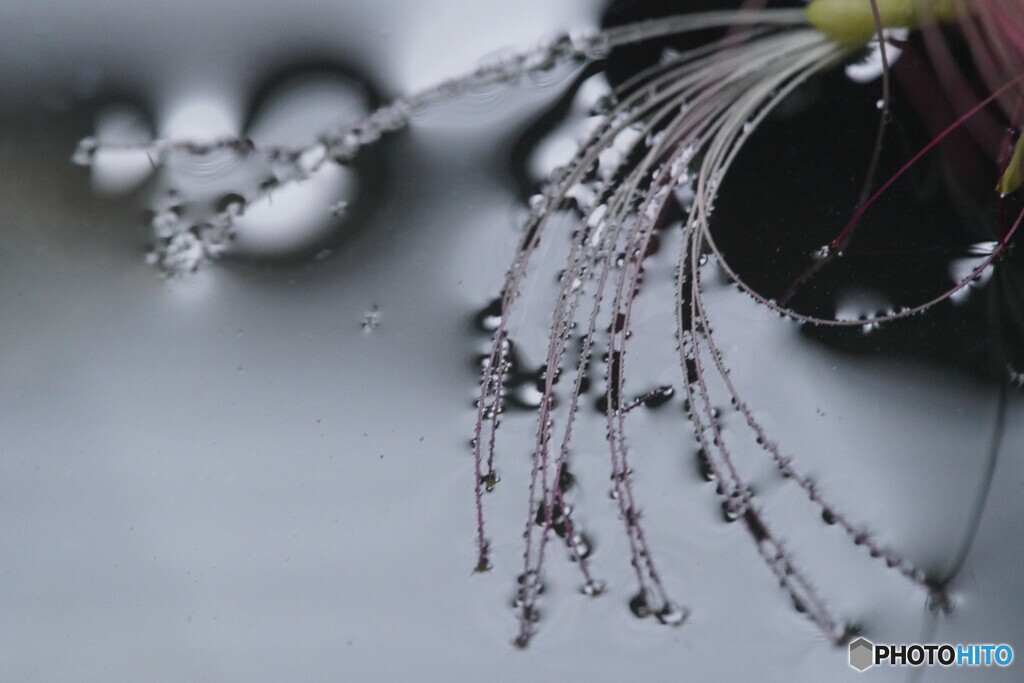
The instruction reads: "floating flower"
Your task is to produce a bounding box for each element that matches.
[75,0,1023,649]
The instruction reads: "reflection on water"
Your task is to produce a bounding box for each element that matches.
[1,1,1023,681]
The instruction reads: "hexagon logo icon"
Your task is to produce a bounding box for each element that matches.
[849,637,874,671]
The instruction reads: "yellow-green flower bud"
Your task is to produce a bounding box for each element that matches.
[805,0,958,45]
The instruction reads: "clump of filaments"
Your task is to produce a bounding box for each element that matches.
[475,6,1024,647]
[74,1,1024,647]
[475,12,866,646]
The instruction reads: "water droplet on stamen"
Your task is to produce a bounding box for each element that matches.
[656,602,688,626]
[628,591,651,619]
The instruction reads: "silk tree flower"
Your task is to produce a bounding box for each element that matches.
[74,0,1023,648]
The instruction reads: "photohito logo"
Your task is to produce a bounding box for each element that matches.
[848,637,1014,671]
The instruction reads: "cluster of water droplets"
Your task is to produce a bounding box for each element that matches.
[72,72,390,273]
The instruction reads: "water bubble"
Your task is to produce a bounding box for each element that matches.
[152,228,212,273]
[361,305,380,332]
[180,70,372,259]
[557,465,574,492]
[523,47,558,74]
[151,208,182,239]
[695,449,715,482]
[72,137,98,166]
[216,193,246,217]
[233,162,353,256]
[250,73,370,149]
[926,589,955,614]
[517,569,541,588]
[88,104,156,193]
[534,502,558,528]
[948,243,996,304]
[511,384,544,410]
[743,508,769,543]
[628,591,651,619]
[569,532,592,561]
[792,596,807,614]
[656,602,688,626]
[835,288,892,323]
